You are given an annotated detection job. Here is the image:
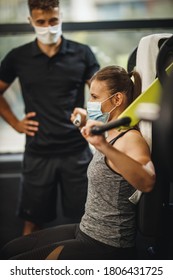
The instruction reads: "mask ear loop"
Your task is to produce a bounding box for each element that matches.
[101,92,118,121]
[101,92,118,105]
[109,104,117,114]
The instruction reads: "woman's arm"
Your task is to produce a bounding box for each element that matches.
[81,120,155,192]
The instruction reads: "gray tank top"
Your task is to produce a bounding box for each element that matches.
[80,129,137,248]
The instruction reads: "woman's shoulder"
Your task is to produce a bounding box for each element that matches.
[112,127,149,151]
[108,128,142,145]
[111,127,142,143]
[124,128,142,137]
[122,128,146,144]
[120,128,151,155]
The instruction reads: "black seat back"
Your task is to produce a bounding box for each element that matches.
[127,34,173,259]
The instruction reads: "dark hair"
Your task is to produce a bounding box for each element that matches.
[91,65,142,106]
[28,0,59,13]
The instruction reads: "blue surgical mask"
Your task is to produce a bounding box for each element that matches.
[87,94,117,123]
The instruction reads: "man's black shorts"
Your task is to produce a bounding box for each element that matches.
[17,146,92,224]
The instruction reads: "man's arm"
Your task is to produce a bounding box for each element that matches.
[0,80,39,136]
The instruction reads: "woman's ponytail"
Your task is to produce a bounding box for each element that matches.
[129,70,142,101]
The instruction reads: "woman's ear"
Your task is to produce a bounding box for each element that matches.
[112,92,124,106]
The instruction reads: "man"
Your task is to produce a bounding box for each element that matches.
[0,0,100,235]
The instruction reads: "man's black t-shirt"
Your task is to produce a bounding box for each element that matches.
[0,36,100,155]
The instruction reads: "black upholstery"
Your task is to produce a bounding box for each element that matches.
[156,35,173,86]
[155,35,173,181]
[127,34,173,259]
[127,47,137,73]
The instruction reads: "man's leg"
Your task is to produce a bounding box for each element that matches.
[17,153,59,235]
[60,146,92,219]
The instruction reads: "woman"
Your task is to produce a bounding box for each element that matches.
[0,66,155,260]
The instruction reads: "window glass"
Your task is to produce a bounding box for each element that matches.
[0,0,172,23]
[0,28,173,153]
[0,0,173,153]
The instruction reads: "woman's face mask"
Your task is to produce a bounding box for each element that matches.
[87,94,117,123]
[33,23,62,45]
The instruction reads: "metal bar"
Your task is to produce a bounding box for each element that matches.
[0,19,173,35]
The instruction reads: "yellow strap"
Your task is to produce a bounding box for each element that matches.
[118,62,173,128]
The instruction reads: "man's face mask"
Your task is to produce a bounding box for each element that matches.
[33,23,62,45]
[87,93,117,123]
